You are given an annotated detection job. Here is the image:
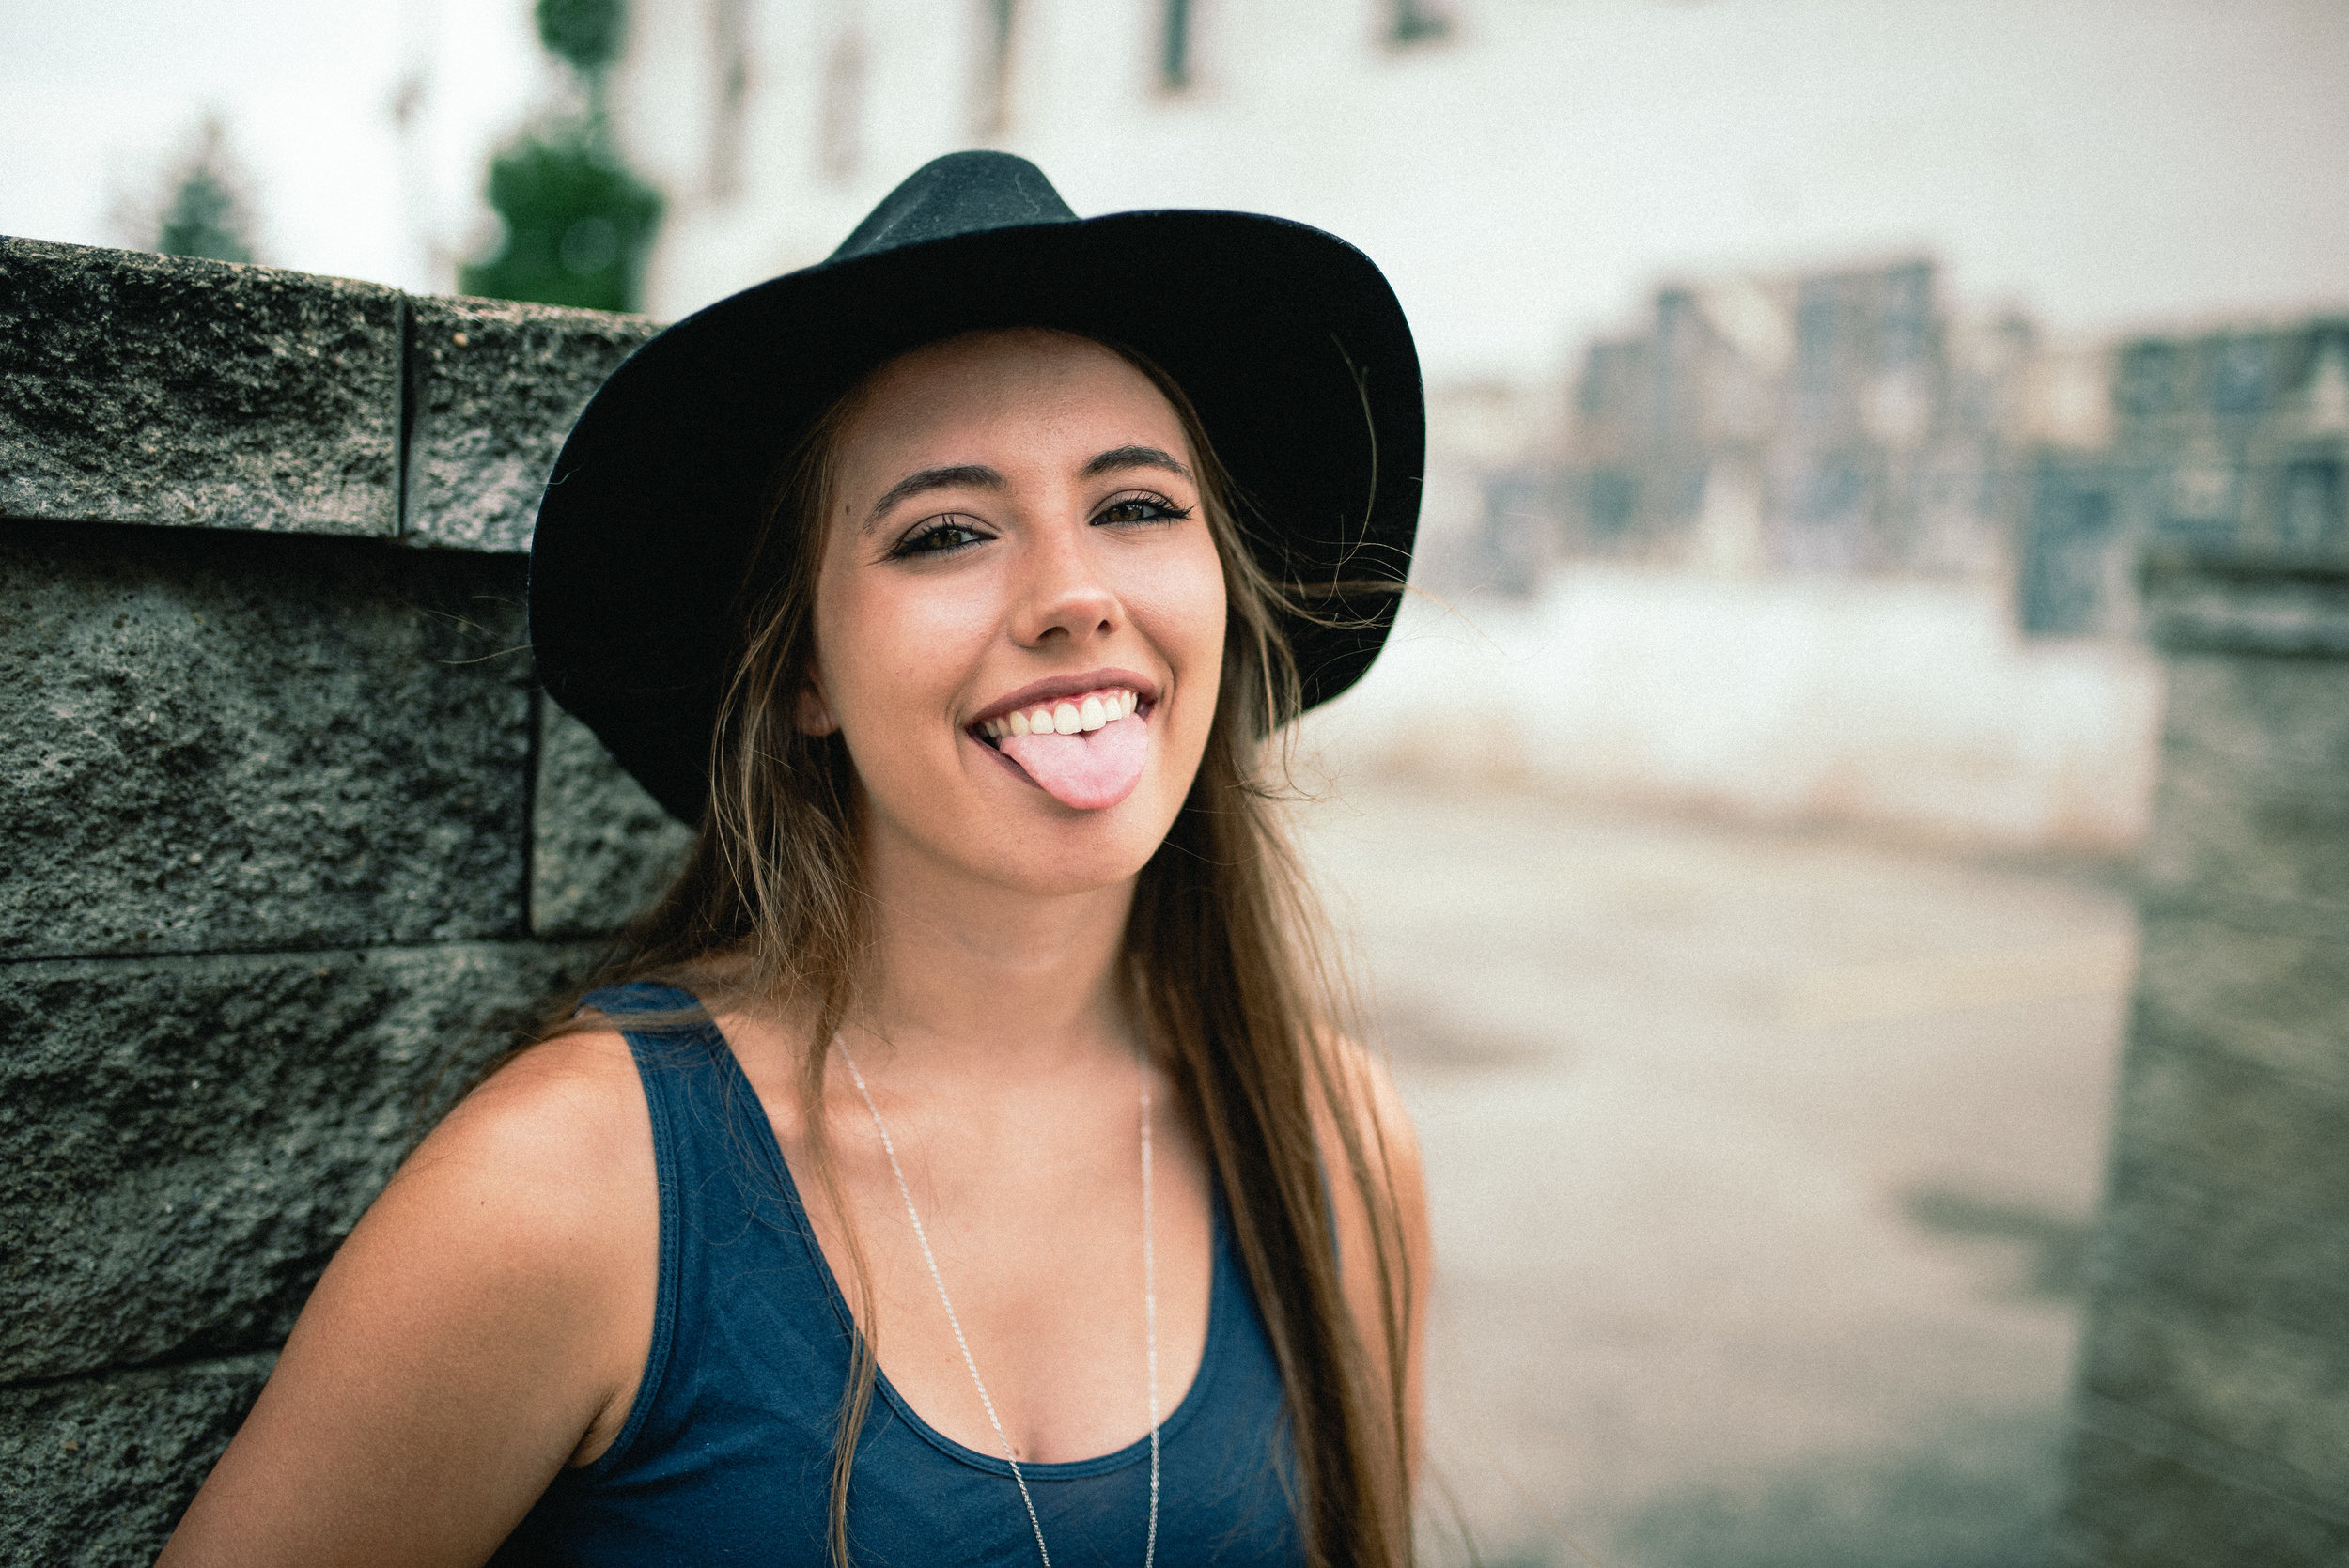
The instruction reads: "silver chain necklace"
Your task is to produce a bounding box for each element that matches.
[836,1039,1160,1568]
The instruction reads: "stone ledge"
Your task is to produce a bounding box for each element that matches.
[0,239,400,539]
[0,941,597,1384]
[0,238,671,556]
[403,294,658,552]
[0,1351,273,1568]
[2142,555,2349,659]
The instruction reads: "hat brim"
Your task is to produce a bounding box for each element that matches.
[529,209,1423,823]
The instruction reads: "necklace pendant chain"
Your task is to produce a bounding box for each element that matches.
[837,1039,1160,1568]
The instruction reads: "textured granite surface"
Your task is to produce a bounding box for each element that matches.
[2140,654,2349,927]
[0,942,592,1384]
[403,294,658,552]
[531,702,694,939]
[0,240,399,537]
[2061,562,2349,1564]
[0,520,532,958]
[0,244,692,1562]
[0,1353,273,1567]
[2064,1418,2349,1566]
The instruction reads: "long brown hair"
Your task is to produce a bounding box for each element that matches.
[550,333,1415,1567]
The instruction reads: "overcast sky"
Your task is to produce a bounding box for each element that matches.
[4,0,2345,383]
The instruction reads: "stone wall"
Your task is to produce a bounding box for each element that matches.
[0,239,691,1565]
[2061,554,2349,1561]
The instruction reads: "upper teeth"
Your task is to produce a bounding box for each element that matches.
[979,687,1141,739]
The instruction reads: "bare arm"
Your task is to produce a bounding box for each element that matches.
[158,1032,657,1568]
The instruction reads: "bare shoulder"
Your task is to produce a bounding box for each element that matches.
[1307,1031,1431,1482]
[354,1024,657,1284]
[1307,1029,1432,1300]
[1309,1031,1425,1188]
[399,1025,649,1213]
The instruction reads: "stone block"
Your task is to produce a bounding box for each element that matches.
[2060,1420,2349,1566]
[0,520,531,958]
[2160,655,2349,775]
[403,294,661,552]
[2105,1010,2349,1220]
[0,942,595,1384]
[0,239,399,536]
[2131,915,2349,1096]
[2141,740,2349,927]
[0,1352,273,1568]
[2093,1157,2349,1357]
[531,701,694,939]
[2076,1294,2349,1514]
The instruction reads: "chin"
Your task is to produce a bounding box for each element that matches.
[967,805,1178,897]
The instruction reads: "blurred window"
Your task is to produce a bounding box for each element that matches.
[1587,470,1640,545]
[2210,335,2275,416]
[1391,0,1450,45]
[2020,474,2115,637]
[1160,0,1190,89]
[2116,341,2178,420]
[2279,458,2343,551]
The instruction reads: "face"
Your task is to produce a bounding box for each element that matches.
[804,329,1229,899]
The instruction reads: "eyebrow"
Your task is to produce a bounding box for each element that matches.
[1081,444,1193,482]
[863,464,1003,530]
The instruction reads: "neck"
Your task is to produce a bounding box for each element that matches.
[844,827,1142,1081]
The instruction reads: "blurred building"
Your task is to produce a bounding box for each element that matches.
[599,0,2347,649]
[1483,263,2349,644]
[2013,317,2349,638]
[1563,260,2031,579]
[607,0,1455,320]
[1456,257,2050,597]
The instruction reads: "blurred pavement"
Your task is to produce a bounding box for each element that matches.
[1296,782,2135,1568]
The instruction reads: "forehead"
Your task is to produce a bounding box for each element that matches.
[833,329,1190,474]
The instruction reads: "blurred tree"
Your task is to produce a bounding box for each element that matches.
[537,0,627,77]
[461,0,661,312]
[148,116,259,264]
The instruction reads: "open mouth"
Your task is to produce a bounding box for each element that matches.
[972,686,1144,743]
[969,685,1153,811]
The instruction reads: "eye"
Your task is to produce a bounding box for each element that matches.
[1094,491,1194,528]
[887,518,990,559]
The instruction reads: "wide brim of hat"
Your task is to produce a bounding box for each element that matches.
[529,208,1423,823]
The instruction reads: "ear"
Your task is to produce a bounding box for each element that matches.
[795,668,839,736]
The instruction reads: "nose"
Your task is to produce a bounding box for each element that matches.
[1008,524,1120,649]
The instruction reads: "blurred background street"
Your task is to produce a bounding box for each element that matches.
[1299,778,2130,1565]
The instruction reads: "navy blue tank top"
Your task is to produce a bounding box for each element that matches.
[492,983,1303,1566]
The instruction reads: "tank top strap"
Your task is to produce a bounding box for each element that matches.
[568,983,848,1483]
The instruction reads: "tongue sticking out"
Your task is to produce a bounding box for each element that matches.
[997,712,1150,810]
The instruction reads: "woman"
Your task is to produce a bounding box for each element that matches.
[163,151,1429,1568]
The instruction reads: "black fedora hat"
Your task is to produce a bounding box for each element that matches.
[529,150,1423,823]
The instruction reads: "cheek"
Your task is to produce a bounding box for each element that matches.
[816,565,993,716]
[1133,536,1228,730]
[1161,540,1229,678]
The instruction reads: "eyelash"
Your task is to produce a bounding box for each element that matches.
[1096,492,1193,528]
[886,518,989,559]
[883,492,1193,560]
